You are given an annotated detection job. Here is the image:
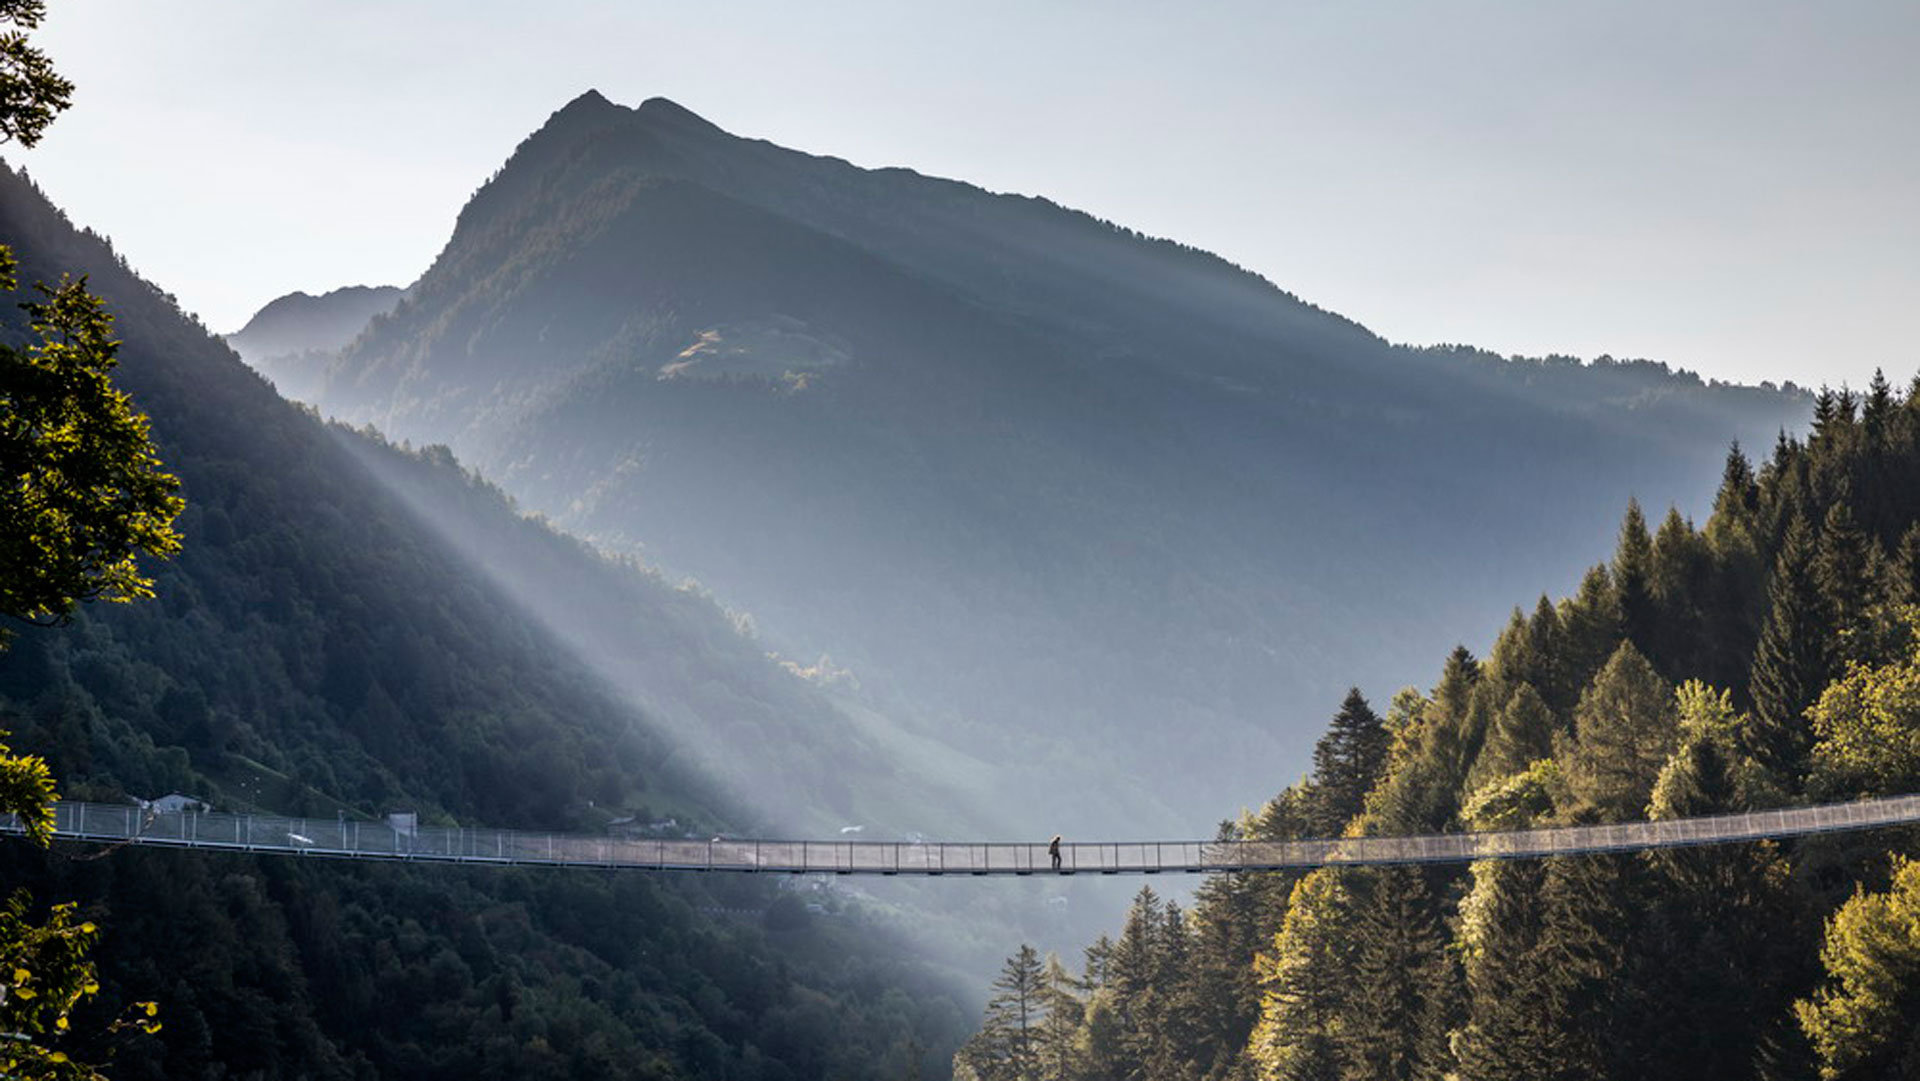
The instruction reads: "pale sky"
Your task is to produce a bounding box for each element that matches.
[8,0,1917,390]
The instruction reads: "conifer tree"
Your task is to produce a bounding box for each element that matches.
[1559,642,1677,820]
[1648,506,1711,675]
[1368,650,1479,834]
[1453,858,1565,1081]
[1613,499,1656,657]
[1034,953,1086,1081]
[1864,368,1895,445]
[1708,443,1761,538]
[1813,501,1878,662]
[1308,688,1389,836]
[1341,867,1459,1081]
[1104,887,1164,1071]
[1474,683,1557,786]
[1250,871,1353,1081]
[1630,685,1805,1079]
[1890,523,1920,607]
[1701,445,1771,695]
[1555,565,1624,713]
[1524,595,1566,708]
[1184,823,1278,1080]
[1748,515,1833,778]
[959,945,1047,1081]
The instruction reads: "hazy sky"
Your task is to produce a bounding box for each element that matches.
[9,1,1917,390]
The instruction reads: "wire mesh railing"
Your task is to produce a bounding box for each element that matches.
[7,792,1920,876]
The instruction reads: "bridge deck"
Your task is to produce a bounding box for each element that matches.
[9,794,1920,875]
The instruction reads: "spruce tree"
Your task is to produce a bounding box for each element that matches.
[1648,506,1710,675]
[1555,565,1624,712]
[1747,515,1833,778]
[1250,871,1354,1081]
[1185,854,1271,1080]
[1034,953,1086,1081]
[1308,688,1389,836]
[1475,683,1557,786]
[1524,595,1566,709]
[1864,368,1895,444]
[1453,859,1564,1081]
[960,945,1047,1081]
[1633,691,1806,1081]
[1813,500,1877,662]
[1613,498,1656,657]
[1708,443,1761,537]
[1342,867,1460,1081]
[1890,523,1920,607]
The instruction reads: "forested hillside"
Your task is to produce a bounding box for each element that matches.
[960,379,1920,1080]
[284,91,1811,838]
[0,162,970,1079]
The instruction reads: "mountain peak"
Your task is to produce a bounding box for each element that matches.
[558,87,619,115]
[635,95,724,136]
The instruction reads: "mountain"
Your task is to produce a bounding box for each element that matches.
[284,91,1810,836]
[0,164,970,1078]
[226,284,402,401]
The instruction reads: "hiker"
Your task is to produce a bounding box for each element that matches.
[1049,834,1062,870]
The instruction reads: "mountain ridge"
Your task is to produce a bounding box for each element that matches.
[274,92,1813,836]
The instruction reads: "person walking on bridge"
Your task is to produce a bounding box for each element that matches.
[1049,835,1062,871]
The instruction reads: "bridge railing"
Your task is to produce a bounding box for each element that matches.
[9,792,1920,875]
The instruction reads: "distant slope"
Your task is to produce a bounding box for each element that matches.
[226,284,401,400]
[0,164,969,1079]
[300,92,1810,836]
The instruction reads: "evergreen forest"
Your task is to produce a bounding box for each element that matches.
[961,381,1920,1080]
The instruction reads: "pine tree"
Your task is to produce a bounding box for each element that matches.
[1524,595,1567,708]
[1864,368,1895,445]
[1702,445,1771,697]
[1747,515,1833,778]
[1146,902,1200,1081]
[1308,688,1389,836]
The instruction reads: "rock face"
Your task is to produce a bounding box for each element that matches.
[294,91,1809,834]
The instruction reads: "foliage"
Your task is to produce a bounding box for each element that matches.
[1808,612,1920,799]
[0,0,71,148]
[1797,857,1920,1078]
[1,260,183,646]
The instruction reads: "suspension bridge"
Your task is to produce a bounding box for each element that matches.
[8,793,1920,875]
